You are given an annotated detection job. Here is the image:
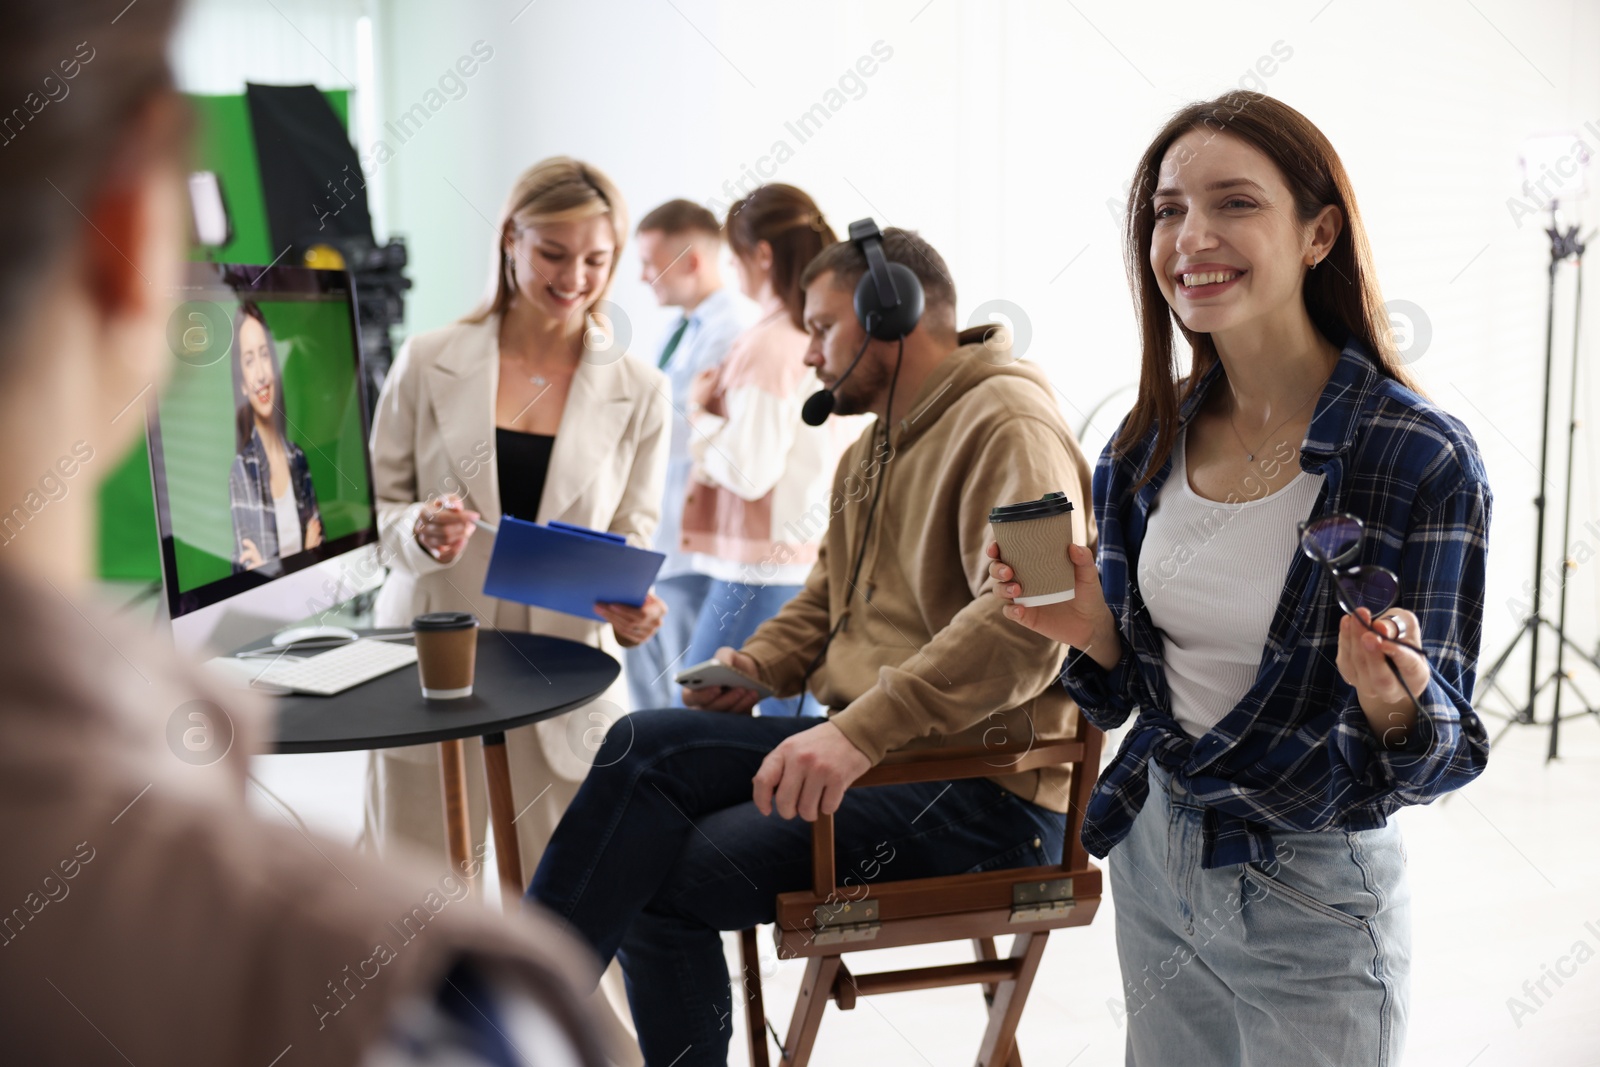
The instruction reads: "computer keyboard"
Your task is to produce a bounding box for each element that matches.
[247,638,419,696]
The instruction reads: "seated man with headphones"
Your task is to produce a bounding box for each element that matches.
[528,222,1096,1067]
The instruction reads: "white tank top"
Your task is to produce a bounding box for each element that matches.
[1136,427,1324,739]
[272,486,302,559]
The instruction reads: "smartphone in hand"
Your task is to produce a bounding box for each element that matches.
[674,660,775,701]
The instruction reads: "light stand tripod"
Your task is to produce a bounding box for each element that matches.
[1475,201,1600,758]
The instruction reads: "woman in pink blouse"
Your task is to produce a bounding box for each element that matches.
[679,184,855,715]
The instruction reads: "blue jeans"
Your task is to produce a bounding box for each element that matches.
[1111,761,1411,1066]
[527,709,1066,1067]
[684,579,820,716]
[625,573,712,711]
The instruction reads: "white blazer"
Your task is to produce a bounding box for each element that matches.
[369,313,670,779]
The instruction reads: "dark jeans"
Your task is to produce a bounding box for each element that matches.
[527,709,1067,1067]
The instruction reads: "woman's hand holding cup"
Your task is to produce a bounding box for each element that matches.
[987,540,1122,671]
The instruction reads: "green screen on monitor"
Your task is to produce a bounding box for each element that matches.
[150,262,376,616]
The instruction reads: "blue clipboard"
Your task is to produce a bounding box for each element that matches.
[482,517,666,621]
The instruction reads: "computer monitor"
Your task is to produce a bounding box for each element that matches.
[147,261,384,654]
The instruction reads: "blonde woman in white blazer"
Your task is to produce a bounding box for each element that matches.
[365,157,667,1066]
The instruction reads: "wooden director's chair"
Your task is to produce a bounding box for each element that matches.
[738,713,1104,1067]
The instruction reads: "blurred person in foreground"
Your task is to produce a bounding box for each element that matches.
[0,4,610,1064]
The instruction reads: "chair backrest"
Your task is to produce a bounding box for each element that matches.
[744,708,1106,1067]
[777,709,1104,960]
[817,710,1102,880]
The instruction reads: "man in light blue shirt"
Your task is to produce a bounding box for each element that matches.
[627,200,756,710]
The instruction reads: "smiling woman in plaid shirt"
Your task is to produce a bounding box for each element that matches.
[990,94,1491,1066]
[227,301,323,573]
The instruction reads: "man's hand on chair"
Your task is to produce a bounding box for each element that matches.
[752,722,872,822]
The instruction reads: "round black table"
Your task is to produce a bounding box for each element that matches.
[270,629,619,904]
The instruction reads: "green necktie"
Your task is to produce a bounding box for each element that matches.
[657,316,690,369]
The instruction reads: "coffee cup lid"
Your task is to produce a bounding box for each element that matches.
[412,611,479,631]
[989,492,1074,523]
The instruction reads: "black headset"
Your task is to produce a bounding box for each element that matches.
[849,218,925,340]
[795,219,925,700]
[800,219,925,426]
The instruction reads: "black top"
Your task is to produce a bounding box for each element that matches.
[496,427,556,521]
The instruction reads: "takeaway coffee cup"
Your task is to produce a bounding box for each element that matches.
[989,492,1076,606]
[411,611,479,699]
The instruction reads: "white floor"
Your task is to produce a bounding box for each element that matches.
[252,710,1600,1067]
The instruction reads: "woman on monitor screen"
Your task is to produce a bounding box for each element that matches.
[367,155,670,1066]
[227,301,323,571]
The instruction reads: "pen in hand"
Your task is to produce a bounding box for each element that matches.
[413,495,482,564]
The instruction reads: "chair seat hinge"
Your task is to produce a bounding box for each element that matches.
[1011,877,1075,922]
[811,899,880,945]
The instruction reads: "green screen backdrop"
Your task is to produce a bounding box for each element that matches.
[97,89,351,583]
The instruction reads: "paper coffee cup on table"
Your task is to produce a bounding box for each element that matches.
[411,611,479,700]
[989,493,1076,606]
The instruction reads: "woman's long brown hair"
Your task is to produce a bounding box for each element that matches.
[1117,91,1420,487]
[724,184,837,332]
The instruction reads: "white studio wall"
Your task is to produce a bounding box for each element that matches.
[167,0,1600,733]
[371,0,1600,698]
[170,0,365,95]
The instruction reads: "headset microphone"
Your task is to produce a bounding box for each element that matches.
[800,382,838,427]
[800,218,924,427]
[801,332,871,426]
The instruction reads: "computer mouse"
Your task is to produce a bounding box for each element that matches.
[270,624,361,648]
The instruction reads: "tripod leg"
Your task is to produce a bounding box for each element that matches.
[1560,676,1600,724]
[1544,617,1600,674]
[1550,645,1566,760]
[1477,615,1530,690]
[1476,615,1536,724]
[1525,244,1562,733]
[1548,240,1586,761]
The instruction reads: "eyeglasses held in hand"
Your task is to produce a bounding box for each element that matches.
[1298,512,1429,733]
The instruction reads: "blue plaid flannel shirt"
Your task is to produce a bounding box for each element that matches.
[228,426,321,574]
[1061,338,1492,869]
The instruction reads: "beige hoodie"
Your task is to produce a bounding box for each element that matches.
[741,327,1097,813]
[0,565,607,1066]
